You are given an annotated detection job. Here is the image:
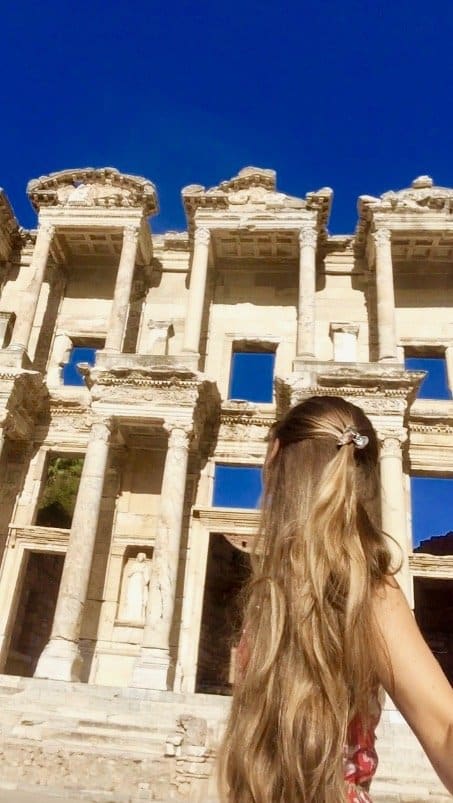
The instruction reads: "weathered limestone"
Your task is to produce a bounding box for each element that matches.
[104,225,140,352]
[34,418,112,681]
[47,332,72,386]
[378,429,412,602]
[132,422,191,689]
[330,322,359,362]
[0,168,449,801]
[10,222,54,354]
[372,227,398,362]
[183,227,210,354]
[297,224,317,357]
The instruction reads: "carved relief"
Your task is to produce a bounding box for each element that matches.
[372,228,391,249]
[299,224,317,249]
[194,227,210,247]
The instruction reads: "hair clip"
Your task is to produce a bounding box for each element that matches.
[337,427,369,450]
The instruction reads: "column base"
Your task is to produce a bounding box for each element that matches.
[130,647,173,690]
[34,638,83,682]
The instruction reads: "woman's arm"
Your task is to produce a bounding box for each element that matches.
[372,579,453,794]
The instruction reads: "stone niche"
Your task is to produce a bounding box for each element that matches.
[117,547,153,626]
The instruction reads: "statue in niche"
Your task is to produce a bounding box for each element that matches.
[119,552,151,624]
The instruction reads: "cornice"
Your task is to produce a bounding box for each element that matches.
[356,175,453,253]
[181,166,332,240]
[409,553,453,578]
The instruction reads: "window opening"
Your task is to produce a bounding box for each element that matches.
[62,339,104,386]
[229,348,275,403]
[405,350,451,400]
[411,476,453,553]
[35,454,84,529]
[213,464,262,509]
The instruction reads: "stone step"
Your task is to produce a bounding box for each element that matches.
[371,777,452,802]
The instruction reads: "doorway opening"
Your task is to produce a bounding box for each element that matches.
[196,534,250,695]
[414,576,453,684]
[5,551,65,677]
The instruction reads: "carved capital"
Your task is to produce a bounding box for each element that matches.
[299,224,317,250]
[39,222,56,241]
[194,227,210,247]
[89,417,114,444]
[123,224,140,246]
[164,421,192,451]
[377,428,407,457]
[372,227,391,249]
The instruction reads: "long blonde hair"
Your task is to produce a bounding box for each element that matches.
[218,395,394,803]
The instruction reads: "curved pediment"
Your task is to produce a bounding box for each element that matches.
[27,167,158,217]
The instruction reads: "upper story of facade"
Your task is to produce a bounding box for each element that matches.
[0,166,452,429]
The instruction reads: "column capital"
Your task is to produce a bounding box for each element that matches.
[298,224,317,249]
[163,420,192,449]
[372,227,391,249]
[194,226,210,247]
[89,417,114,443]
[38,222,56,240]
[123,224,140,245]
[377,428,407,456]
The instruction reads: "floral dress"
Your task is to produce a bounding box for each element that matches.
[344,699,380,802]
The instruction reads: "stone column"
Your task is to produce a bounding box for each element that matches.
[132,422,191,689]
[34,418,112,681]
[183,227,210,354]
[378,430,412,603]
[104,225,140,352]
[445,345,453,396]
[373,227,397,362]
[10,223,55,353]
[297,224,317,358]
[330,322,359,362]
[47,332,72,386]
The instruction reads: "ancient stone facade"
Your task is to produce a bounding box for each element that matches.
[0,167,451,800]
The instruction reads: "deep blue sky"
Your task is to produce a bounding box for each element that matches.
[2,1,453,233]
[3,1,452,548]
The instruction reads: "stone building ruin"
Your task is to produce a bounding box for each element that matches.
[0,166,451,800]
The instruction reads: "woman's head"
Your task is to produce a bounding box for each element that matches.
[218,396,394,803]
[260,396,386,586]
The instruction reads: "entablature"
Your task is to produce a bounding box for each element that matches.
[357,175,453,256]
[182,166,332,249]
[409,553,453,579]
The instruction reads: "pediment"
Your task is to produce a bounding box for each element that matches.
[27,167,158,216]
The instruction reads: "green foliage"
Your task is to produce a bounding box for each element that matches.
[36,456,84,528]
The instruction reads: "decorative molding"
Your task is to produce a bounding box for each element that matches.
[409,553,453,579]
[8,525,69,550]
[194,227,210,247]
[299,224,317,249]
[192,506,260,535]
[181,167,332,239]
[27,167,158,217]
[372,228,391,249]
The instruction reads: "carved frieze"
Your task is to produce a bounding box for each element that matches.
[182,167,332,239]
